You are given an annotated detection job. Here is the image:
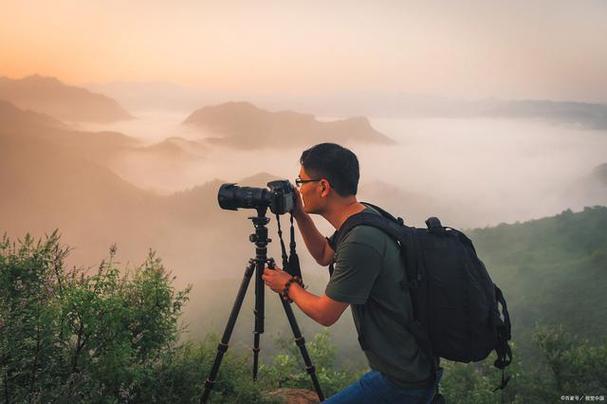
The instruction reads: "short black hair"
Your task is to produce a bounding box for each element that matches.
[299,143,359,197]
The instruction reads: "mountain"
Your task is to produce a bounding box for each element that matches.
[183,101,394,148]
[479,99,607,130]
[0,100,138,167]
[0,101,161,261]
[469,206,607,344]
[0,101,279,283]
[137,137,207,160]
[237,172,283,185]
[82,81,607,130]
[556,162,607,213]
[0,99,66,130]
[0,75,133,123]
[593,163,607,185]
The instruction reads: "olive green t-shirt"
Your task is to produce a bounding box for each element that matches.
[325,208,432,388]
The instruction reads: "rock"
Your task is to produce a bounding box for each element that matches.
[266,388,322,404]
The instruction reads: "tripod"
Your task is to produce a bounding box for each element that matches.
[200,207,324,403]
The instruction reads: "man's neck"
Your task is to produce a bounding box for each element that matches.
[323,198,366,230]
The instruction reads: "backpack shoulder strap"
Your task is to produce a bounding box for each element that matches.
[360,202,403,224]
[332,211,407,252]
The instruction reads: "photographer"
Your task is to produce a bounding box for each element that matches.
[262,143,439,403]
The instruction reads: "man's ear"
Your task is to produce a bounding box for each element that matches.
[320,179,330,197]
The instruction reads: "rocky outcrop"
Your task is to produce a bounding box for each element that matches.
[266,388,321,404]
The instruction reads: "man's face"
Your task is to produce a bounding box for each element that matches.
[297,166,324,214]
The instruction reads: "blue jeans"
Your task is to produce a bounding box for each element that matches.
[323,369,442,404]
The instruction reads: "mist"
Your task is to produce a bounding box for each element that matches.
[79,111,607,229]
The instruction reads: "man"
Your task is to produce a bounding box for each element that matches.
[262,143,439,403]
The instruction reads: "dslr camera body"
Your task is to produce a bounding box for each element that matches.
[218,180,295,215]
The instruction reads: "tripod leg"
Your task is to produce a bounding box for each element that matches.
[201,260,256,404]
[252,258,265,381]
[280,299,325,401]
[252,333,261,381]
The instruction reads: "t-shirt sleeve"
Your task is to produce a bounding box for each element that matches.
[325,241,382,305]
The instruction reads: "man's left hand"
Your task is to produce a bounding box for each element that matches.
[262,267,293,294]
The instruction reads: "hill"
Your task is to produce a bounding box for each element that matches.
[0,103,281,284]
[0,75,133,123]
[593,163,607,185]
[130,137,208,161]
[470,206,607,344]
[183,101,394,148]
[0,100,138,164]
[0,101,162,261]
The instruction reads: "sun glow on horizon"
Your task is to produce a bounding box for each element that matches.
[1,0,606,102]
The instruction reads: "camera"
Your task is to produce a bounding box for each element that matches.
[218,180,295,215]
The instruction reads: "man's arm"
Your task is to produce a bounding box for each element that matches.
[294,213,334,266]
[288,283,349,327]
[261,267,348,326]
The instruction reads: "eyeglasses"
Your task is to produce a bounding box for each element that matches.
[295,177,322,188]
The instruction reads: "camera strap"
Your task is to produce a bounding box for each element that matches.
[275,213,303,280]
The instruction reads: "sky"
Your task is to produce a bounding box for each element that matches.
[1,0,607,102]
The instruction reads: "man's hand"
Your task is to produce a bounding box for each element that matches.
[291,186,306,220]
[262,267,292,294]
[263,266,348,326]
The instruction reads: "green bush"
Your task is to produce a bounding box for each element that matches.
[0,232,190,403]
[259,331,361,398]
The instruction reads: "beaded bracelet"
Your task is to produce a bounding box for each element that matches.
[281,276,305,303]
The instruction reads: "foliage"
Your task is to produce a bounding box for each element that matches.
[140,334,273,404]
[469,206,607,344]
[3,207,607,403]
[532,326,607,396]
[259,331,361,398]
[436,327,607,403]
[0,232,190,403]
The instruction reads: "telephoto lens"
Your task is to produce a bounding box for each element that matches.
[217,184,270,211]
[217,180,295,215]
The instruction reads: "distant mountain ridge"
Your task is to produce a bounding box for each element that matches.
[0,99,66,130]
[183,101,394,148]
[261,93,607,130]
[139,137,207,160]
[478,99,607,130]
[0,75,133,123]
[82,81,607,130]
[0,100,139,168]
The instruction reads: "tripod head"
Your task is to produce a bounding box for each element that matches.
[248,207,271,247]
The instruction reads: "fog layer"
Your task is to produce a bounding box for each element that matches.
[81,112,607,228]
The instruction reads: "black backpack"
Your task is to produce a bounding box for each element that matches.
[328,203,513,390]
